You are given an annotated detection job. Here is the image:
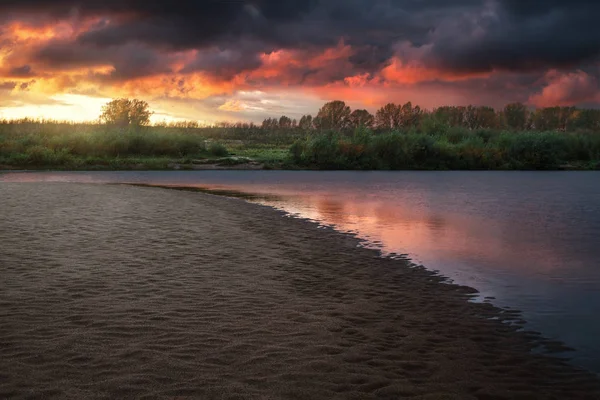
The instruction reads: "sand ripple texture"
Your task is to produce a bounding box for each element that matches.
[1,183,599,400]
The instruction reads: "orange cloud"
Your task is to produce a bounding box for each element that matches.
[381,57,490,84]
[0,20,237,101]
[247,41,356,85]
[252,50,302,80]
[8,21,77,42]
[109,73,242,99]
[0,17,111,85]
[310,75,472,111]
[343,73,374,87]
[1,18,105,59]
[307,41,354,68]
[529,70,600,107]
[218,99,245,112]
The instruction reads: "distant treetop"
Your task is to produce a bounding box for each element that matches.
[100,98,153,127]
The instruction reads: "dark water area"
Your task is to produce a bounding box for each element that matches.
[2,170,600,373]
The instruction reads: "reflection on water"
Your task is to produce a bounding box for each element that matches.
[2,170,600,372]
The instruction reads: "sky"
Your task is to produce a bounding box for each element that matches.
[0,0,599,123]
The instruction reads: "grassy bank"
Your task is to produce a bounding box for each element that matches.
[1,119,599,170]
[0,120,232,169]
[290,128,600,170]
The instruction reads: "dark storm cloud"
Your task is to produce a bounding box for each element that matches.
[33,40,173,80]
[19,81,34,91]
[0,1,318,48]
[8,65,34,77]
[180,46,263,80]
[0,81,17,90]
[3,0,600,83]
[425,0,600,73]
[501,0,596,17]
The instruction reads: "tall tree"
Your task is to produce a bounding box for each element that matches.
[503,102,528,130]
[100,98,152,127]
[558,107,577,131]
[434,106,466,127]
[314,100,351,130]
[530,107,561,131]
[464,106,497,129]
[262,118,278,129]
[477,106,498,129]
[349,109,374,128]
[399,102,423,128]
[570,109,600,131]
[375,103,401,129]
[278,115,292,129]
[298,115,313,130]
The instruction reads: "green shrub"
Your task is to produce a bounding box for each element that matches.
[209,142,229,157]
[289,139,306,163]
[304,132,343,169]
[25,146,72,166]
[498,132,566,169]
[419,115,449,136]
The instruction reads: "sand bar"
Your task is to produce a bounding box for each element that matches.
[1,183,599,399]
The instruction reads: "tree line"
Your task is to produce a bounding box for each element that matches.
[262,100,600,132]
[98,97,600,133]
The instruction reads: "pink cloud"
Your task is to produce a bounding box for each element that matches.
[529,70,600,107]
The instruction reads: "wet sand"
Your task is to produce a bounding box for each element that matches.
[1,183,599,399]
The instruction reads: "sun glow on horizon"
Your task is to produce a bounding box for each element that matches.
[0,94,209,124]
[0,94,111,122]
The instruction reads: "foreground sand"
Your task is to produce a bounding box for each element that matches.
[1,183,599,399]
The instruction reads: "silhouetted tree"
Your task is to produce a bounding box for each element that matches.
[464,106,497,129]
[530,107,561,131]
[298,115,313,130]
[349,109,374,128]
[278,115,292,129]
[314,100,351,130]
[569,109,600,131]
[399,102,423,128]
[261,118,279,129]
[375,103,401,129]
[504,102,528,130]
[558,107,577,131]
[100,98,152,127]
[434,106,466,127]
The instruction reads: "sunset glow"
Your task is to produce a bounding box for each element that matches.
[1,1,599,122]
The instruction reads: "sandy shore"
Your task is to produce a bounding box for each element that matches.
[1,183,599,399]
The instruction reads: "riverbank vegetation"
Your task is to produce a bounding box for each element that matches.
[0,120,231,169]
[290,128,600,170]
[1,98,599,170]
[286,100,600,170]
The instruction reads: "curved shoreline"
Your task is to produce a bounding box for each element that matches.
[128,184,587,354]
[1,182,599,399]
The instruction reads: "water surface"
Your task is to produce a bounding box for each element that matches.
[2,170,600,372]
